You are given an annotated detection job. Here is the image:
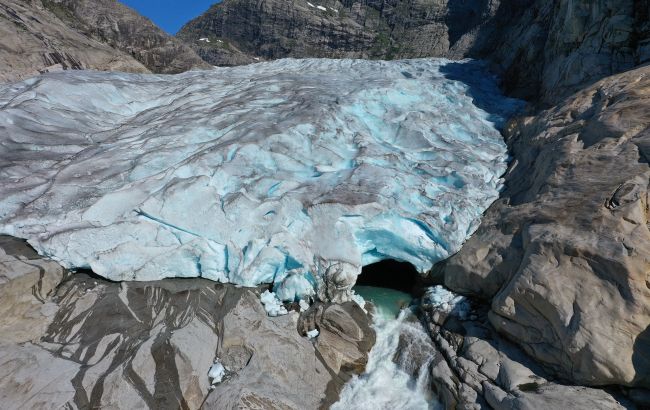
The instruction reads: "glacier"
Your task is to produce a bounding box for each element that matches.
[0,58,521,302]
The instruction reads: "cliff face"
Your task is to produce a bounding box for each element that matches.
[178,0,649,103]
[0,0,209,83]
[440,64,650,389]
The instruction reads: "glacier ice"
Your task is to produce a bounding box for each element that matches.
[422,285,470,319]
[0,58,521,302]
[260,290,289,317]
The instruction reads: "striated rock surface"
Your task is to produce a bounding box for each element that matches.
[0,0,208,84]
[0,235,374,409]
[440,64,650,389]
[420,295,633,409]
[177,0,649,103]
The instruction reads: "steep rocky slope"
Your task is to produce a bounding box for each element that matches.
[438,63,650,392]
[0,0,208,83]
[177,0,649,103]
[53,0,211,73]
[0,0,148,83]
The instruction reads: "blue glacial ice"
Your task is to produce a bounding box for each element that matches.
[0,58,521,302]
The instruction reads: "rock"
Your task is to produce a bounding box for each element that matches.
[0,0,149,83]
[298,301,376,401]
[177,0,649,104]
[175,0,492,65]
[55,0,211,74]
[420,299,632,410]
[440,65,650,388]
[0,0,208,84]
[0,236,374,409]
[0,235,65,343]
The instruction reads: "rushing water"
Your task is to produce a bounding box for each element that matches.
[333,286,441,410]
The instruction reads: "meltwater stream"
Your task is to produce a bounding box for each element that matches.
[333,286,441,410]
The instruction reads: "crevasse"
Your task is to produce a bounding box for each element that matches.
[0,58,521,302]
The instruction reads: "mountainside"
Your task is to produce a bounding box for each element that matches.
[177,0,650,103]
[0,0,148,83]
[53,0,211,73]
[0,0,209,83]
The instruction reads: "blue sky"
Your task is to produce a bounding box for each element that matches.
[121,0,219,34]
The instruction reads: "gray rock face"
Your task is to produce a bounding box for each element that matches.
[473,0,650,103]
[177,0,649,104]
[420,298,632,410]
[440,64,650,389]
[0,0,208,84]
[55,0,211,74]
[0,236,374,409]
[0,0,149,83]
[175,0,484,63]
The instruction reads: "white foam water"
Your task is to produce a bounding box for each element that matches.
[332,302,441,410]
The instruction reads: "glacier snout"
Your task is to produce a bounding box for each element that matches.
[0,58,521,302]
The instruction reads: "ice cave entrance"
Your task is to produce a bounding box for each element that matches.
[353,260,418,319]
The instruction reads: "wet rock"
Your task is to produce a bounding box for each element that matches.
[298,301,376,404]
[440,65,650,389]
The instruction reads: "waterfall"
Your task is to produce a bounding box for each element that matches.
[332,288,441,410]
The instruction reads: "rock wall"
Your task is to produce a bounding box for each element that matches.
[54,0,211,74]
[439,64,650,389]
[177,0,650,103]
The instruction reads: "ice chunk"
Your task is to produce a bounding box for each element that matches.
[299,299,310,312]
[423,285,470,319]
[306,329,319,339]
[208,361,225,384]
[260,290,288,317]
[0,58,522,302]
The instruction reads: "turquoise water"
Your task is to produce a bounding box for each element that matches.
[353,285,413,319]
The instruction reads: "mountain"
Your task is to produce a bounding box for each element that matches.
[0,0,209,83]
[177,0,650,103]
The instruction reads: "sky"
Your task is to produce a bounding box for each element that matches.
[120,0,219,34]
